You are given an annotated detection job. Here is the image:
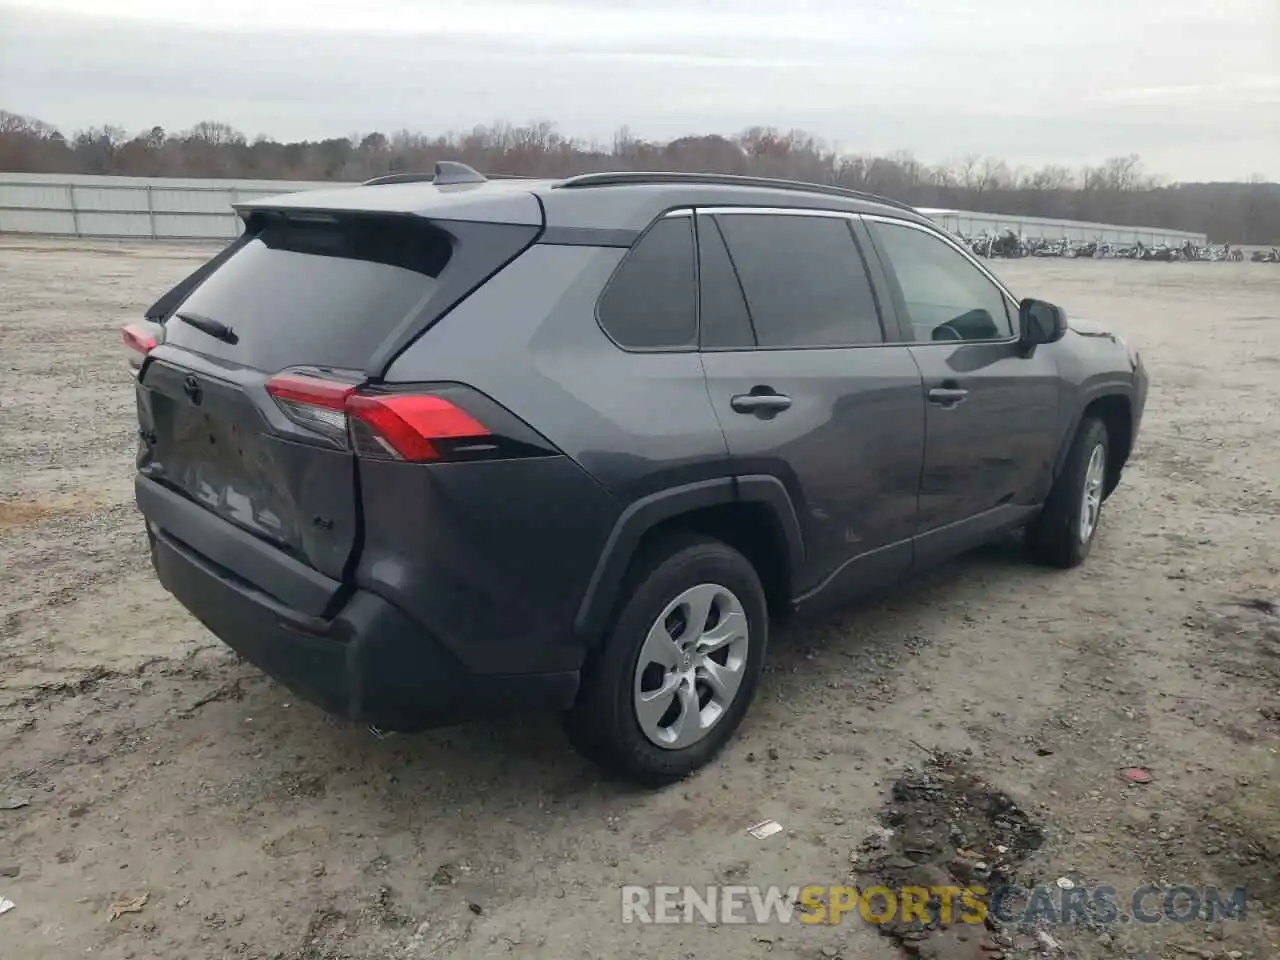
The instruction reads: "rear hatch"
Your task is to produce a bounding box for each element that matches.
[133,204,541,613]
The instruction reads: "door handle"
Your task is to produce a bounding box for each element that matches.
[927,387,969,406]
[731,393,792,414]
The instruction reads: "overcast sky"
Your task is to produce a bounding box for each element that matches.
[2,0,1277,181]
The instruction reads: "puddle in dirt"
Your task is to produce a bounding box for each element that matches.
[1187,600,1280,928]
[852,754,1047,959]
[1195,598,1280,696]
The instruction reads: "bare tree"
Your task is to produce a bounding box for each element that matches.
[0,110,1275,242]
[956,154,983,191]
[1025,165,1075,191]
[976,157,1009,193]
[187,121,246,147]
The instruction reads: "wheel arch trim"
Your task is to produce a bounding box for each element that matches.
[1054,383,1135,478]
[573,475,804,643]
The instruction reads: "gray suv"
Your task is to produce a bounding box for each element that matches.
[125,164,1148,785]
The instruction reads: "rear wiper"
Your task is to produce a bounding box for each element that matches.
[174,311,238,345]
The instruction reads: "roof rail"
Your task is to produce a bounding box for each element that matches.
[553,171,919,214]
[362,160,488,188]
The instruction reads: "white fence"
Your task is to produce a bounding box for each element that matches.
[0,173,1208,247]
[0,173,330,241]
[920,208,1206,247]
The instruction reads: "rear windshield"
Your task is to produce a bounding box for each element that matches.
[163,215,453,372]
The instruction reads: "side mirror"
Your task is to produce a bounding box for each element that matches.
[1018,298,1067,351]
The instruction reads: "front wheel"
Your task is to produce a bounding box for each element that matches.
[564,533,768,786]
[1027,417,1110,568]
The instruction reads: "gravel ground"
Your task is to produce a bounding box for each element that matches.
[1,237,1277,960]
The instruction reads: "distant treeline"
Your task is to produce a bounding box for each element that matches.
[2,110,1277,243]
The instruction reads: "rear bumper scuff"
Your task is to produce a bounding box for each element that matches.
[150,525,579,731]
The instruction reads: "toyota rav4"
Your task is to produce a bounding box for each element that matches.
[125,164,1148,785]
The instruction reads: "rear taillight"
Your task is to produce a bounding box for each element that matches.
[121,323,158,355]
[121,321,165,376]
[262,372,352,444]
[265,372,507,463]
[122,320,163,358]
[346,393,489,462]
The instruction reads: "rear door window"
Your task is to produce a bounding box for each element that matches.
[714,213,885,347]
[597,216,697,350]
[162,215,455,372]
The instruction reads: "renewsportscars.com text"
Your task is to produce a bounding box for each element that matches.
[620,884,1248,926]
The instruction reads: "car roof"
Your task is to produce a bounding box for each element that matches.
[234,167,931,233]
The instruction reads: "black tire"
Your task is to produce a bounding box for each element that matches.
[564,532,768,786]
[1027,416,1110,568]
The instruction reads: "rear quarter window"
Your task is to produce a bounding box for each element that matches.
[596,216,697,350]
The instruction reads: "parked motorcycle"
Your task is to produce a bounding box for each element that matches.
[982,230,1027,258]
[940,223,1257,265]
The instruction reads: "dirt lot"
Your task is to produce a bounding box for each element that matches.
[1,237,1277,960]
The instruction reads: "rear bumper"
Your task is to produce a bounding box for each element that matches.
[150,527,579,731]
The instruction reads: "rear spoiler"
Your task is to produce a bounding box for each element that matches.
[232,186,543,228]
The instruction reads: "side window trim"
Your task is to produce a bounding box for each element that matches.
[848,216,912,345]
[857,216,916,347]
[594,209,698,353]
[691,205,894,352]
[859,213,1020,344]
[693,213,759,349]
